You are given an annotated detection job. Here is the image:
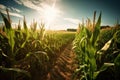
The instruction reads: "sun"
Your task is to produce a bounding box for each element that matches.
[42,0,59,29]
[44,6,57,23]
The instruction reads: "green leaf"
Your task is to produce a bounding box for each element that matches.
[0,11,11,29]
[23,16,28,30]
[26,51,49,65]
[93,63,114,79]
[8,30,15,54]
[90,58,97,71]
[85,28,92,39]
[0,66,31,78]
[21,40,27,48]
[95,12,102,28]
[97,39,112,55]
[114,53,120,67]
[94,71,100,79]
[90,12,102,46]
[100,63,114,71]
[114,30,120,43]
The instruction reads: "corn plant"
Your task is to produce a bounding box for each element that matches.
[73,11,106,80]
[0,9,31,80]
[0,9,15,64]
[73,11,120,80]
[0,9,75,80]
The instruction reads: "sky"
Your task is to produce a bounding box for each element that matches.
[0,0,120,30]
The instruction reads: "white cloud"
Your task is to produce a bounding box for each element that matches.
[7,7,21,13]
[11,7,21,12]
[0,4,6,10]
[14,0,43,11]
[14,0,23,5]
[0,4,22,18]
[1,10,23,18]
[14,0,63,15]
[0,4,21,13]
[64,18,81,24]
[13,0,64,30]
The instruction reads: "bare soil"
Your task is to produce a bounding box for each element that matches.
[44,43,77,80]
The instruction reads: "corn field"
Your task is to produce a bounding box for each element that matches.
[73,11,120,80]
[0,10,75,80]
[0,9,120,80]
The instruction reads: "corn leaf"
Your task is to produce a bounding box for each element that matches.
[90,12,102,46]
[93,63,114,79]
[0,12,11,29]
[0,66,31,78]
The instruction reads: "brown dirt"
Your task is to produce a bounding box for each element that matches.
[44,43,77,80]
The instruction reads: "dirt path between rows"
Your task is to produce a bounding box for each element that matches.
[44,43,77,80]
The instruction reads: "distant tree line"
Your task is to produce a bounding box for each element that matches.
[100,24,120,29]
[100,25,110,29]
[67,28,77,32]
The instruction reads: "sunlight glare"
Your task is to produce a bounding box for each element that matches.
[42,0,59,30]
[44,7,57,23]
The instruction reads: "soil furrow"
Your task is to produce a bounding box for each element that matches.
[45,43,77,80]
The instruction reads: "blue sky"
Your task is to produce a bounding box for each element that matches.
[0,0,120,30]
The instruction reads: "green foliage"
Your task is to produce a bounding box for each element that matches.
[73,11,120,80]
[39,23,45,40]
[0,11,11,29]
[114,53,120,79]
[0,11,15,61]
[114,30,120,43]
[0,66,31,80]
[0,9,75,80]
[73,11,102,80]
[97,29,113,50]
